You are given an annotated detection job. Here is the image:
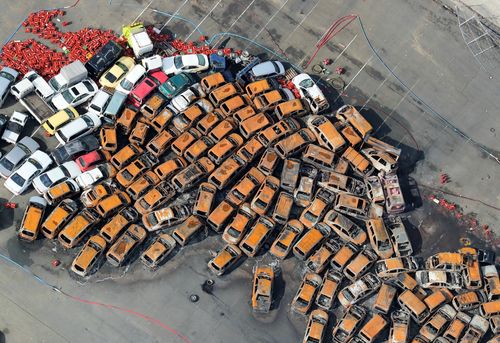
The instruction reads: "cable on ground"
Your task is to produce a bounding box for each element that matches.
[0,251,192,343]
[419,183,500,212]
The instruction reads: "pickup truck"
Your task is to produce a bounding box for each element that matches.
[14,72,57,124]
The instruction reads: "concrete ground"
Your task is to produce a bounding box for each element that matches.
[0,0,499,342]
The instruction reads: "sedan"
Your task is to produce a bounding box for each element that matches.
[115,64,146,95]
[249,60,285,80]
[158,73,195,99]
[54,112,101,145]
[0,67,19,107]
[98,56,135,89]
[1,111,28,144]
[162,54,209,75]
[75,150,107,172]
[51,135,100,165]
[32,161,82,194]
[75,163,112,189]
[0,136,39,178]
[292,73,328,113]
[168,83,205,113]
[51,79,98,111]
[42,107,79,136]
[4,150,52,195]
[415,270,464,289]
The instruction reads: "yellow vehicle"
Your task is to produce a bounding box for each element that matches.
[302,309,328,343]
[71,235,107,277]
[140,234,177,269]
[459,246,483,289]
[42,107,79,135]
[99,56,135,88]
[373,283,397,314]
[207,244,242,276]
[18,196,47,242]
[336,105,373,138]
[251,265,274,313]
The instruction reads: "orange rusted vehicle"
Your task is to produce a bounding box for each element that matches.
[251,265,274,313]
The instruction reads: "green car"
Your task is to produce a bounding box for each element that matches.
[158,73,195,99]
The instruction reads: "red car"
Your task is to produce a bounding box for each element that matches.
[129,71,168,107]
[75,150,107,172]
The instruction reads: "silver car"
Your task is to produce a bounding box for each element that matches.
[249,61,285,80]
[0,136,39,178]
[0,67,19,107]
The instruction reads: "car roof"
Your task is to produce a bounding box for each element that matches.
[252,61,283,77]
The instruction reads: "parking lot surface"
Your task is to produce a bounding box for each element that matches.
[0,0,499,342]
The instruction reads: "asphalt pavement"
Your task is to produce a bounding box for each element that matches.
[0,0,499,342]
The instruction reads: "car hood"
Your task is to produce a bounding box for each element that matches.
[161,57,176,75]
[51,93,69,111]
[1,130,20,144]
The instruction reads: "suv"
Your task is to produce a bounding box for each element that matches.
[95,191,131,218]
[99,207,139,244]
[269,220,304,259]
[41,199,79,239]
[140,233,177,269]
[106,224,147,267]
[332,305,367,343]
[290,272,322,315]
[239,216,275,257]
[251,265,274,313]
[58,209,99,249]
[71,235,107,277]
[207,244,242,276]
[18,196,47,242]
[338,273,382,307]
[171,157,216,192]
[192,182,217,217]
[110,144,143,170]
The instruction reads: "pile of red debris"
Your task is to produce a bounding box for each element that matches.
[0,9,119,79]
[0,39,68,79]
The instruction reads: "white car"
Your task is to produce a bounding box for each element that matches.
[1,111,29,144]
[75,164,109,189]
[162,54,209,75]
[87,89,111,116]
[415,270,464,290]
[32,161,82,194]
[115,64,146,95]
[55,112,101,145]
[4,150,52,195]
[51,79,98,111]
[168,83,205,113]
[10,71,39,99]
[292,73,328,113]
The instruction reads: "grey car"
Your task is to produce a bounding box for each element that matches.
[0,67,19,107]
[249,61,285,80]
[0,136,39,178]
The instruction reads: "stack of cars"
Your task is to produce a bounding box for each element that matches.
[3,30,498,343]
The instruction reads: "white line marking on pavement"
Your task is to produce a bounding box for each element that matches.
[160,0,190,32]
[282,0,321,43]
[185,0,224,41]
[243,0,290,50]
[374,79,420,135]
[334,54,374,102]
[360,62,401,111]
[211,0,257,48]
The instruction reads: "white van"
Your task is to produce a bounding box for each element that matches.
[55,112,101,144]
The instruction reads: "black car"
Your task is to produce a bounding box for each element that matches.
[0,113,8,134]
[51,135,100,165]
[85,40,123,78]
[478,249,496,265]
